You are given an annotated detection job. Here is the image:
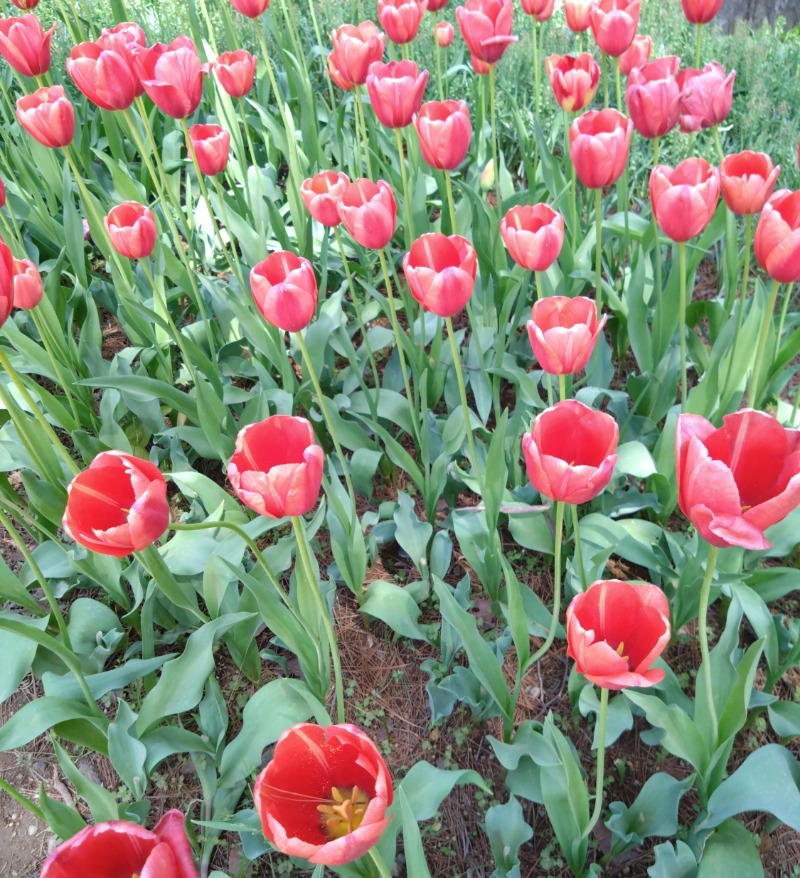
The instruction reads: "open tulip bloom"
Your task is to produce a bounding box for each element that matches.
[545,53,601,114]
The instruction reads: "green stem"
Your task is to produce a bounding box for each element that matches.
[595,187,603,317]
[532,17,540,118]
[434,12,444,101]
[355,87,374,179]
[695,23,703,69]
[678,241,688,408]
[0,777,45,823]
[724,213,752,393]
[445,316,484,494]
[747,277,781,408]
[570,139,578,258]
[602,52,609,108]
[29,309,82,427]
[558,373,567,402]
[238,96,259,181]
[394,127,414,246]
[445,170,457,234]
[488,62,501,214]
[368,846,394,878]
[712,125,724,163]
[697,543,720,742]
[585,685,610,836]
[570,503,589,592]
[535,270,544,301]
[614,56,622,110]
[652,138,662,303]
[525,500,564,669]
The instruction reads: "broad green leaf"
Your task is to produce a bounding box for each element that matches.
[39,786,87,841]
[108,701,148,798]
[399,788,433,878]
[624,690,708,774]
[54,740,119,824]
[485,796,533,878]
[0,612,48,703]
[0,697,105,751]
[697,819,764,878]
[361,580,429,641]
[648,841,698,878]
[398,761,490,823]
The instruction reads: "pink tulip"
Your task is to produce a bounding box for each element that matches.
[402,233,477,317]
[527,296,607,375]
[366,59,429,129]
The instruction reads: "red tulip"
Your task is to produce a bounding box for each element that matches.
[0,14,55,78]
[754,190,800,284]
[41,811,199,878]
[63,451,170,557]
[521,0,555,21]
[625,55,681,139]
[564,0,594,32]
[338,179,396,249]
[545,52,600,113]
[328,52,356,90]
[366,59,429,129]
[500,203,564,271]
[11,258,42,310]
[16,86,74,149]
[618,33,651,76]
[649,158,720,242]
[566,580,670,690]
[428,0,450,9]
[378,0,428,45]
[213,49,257,98]
[10,0,40,8]
[527,296,607,375]
[414,99,472,170]
[134,36,205,119]
[569,108,632,189]
[435,21,454,47]
[250,251,318,332]
[0,238,12,328]
[254,723,393,865]
[470,53,492,75]
[720,151,780,217]
[590,0,640,58]
[456,0,518,65]
[681,0,724,24]
[522,399,619,504]
[230,0,270,16]
[67,41,139,111]
[228,416,324,518]
[302,171,350,227]
[402,233,477,317]
[676,409,800,550]
[105,202,158,260]
[97,23,146,97]
[677,62,735,133]
[329,22,386,87]
[187,124,230,176]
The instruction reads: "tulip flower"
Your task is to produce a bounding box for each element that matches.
[564,0,594,32]
[681,0,723,24]
[0,238,12,328]
[187,124,230,176]
[649,158,719,243]
[522,400,619,504]
[414,100,471,170]
[720,151,780,217]
[428,0,449,9]
[228,416,324,518]
[435,20,454,47]
[366,60,429,129]
[302,171,350,227]
[0,14,55,78]
[96,23,146,96]
[338,179,396,250]
[378,0,427,45]
[677,62,735,134]
[566,579,670,689]
[63,451,170,556]
[754,189,800,284]
[250,251,318,333]
[569,108,632,189]
[590,0,640,58]
[456,0,517,65]
[16,86,74,149]
[500,203,564,272]
[625,55,681,140]
[254,722,392,865]
[11,258,42,310]
[134,36,205,119]
[470,53,492,75]
[105,202,158,260]
[520,0,554,20]
[67,41,139,111]
[328,53,355,90]
[213,49,257,98]
[10,0,40,8]
[329,22,386,87]
[402,233,477,317]
[545,53,600,113]
[618,33,651,76]
[527,296,607,375]
[230,0,270,16]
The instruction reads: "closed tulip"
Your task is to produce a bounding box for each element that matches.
[428,0,450,9]
[527,296,607,375]
[590,0,640,58]
[187,124,230,176]
[105,201,158,259]
[618,33,651,76]
[378,0,427,45]
[213,49,257,98]
[754,190,800,284]
[97,22,146,97]
[435,21,454,47]
[10,0,40,8]
[649,158,720,242]
[720,151,780,216]
[250,251,318,332]
[0,238,12,328]
[456,0,517,65]
[366,60,429,129]
[328,52,356,90]
[625,55,681,139]
[564,0,594,32]
[67,41,138,111]
[63,451,170,557]
[228,416,324,518]
[230,0,270,16]
[522,399,619,504]
[681,0,724,24]
[135,36,205,119]
[338,179,396,249]
[0,14,55,78]
[302,171,350,227]
[545,53,600,113]
[16,85,74,149]
[566,580,670,690]
[569,108,632,189]
[330,22,386,87]
[676,410,800,550]
[402,233,477,317]
[11,258,42,310]
[521,0,555,21]
[500,203,564,271]
[414,99,472,170]
[254,723,393,865]
[677,62,735,133]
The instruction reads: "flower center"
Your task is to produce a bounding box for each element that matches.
[317,785,370,840]
[615,641,629,663]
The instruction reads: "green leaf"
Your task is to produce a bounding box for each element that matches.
[399,788,433,878]
[53,740,119,824]
[578,687,633,749]
[488,722,555,804]
[767,701,800,739]
[360,580,429,641]
[624,690,708,774]
[397,761,490,822]
[648,841,698,878]
[393,491,433,580]
[0,612,48,703]
[697,819,764,878]
[108,701,148,798]
[615,441,657,478]
[0,697,103,751]
[39,786,87,841]
[485,796,533,878]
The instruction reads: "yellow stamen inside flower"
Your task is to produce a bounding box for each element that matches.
[615,641,628,663]
[317,785,370,840]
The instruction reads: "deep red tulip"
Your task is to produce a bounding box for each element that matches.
[649,158,720,242]
[0,14,55,77]
[10,0,40,9]
[228,416,324,518]
[63,451,170,557]
[564,0,594,32]
[720,151,780,216]
[456,0,518,65]
[330,22,386,87]
[522,400,619,504]
[677,62,735,133]
[67,41,138,111]
[567,580,670,690]
[428,0,450,9]
[545,53,600,113]
[230,0,270,16]
[590,0,640,58]
[378,0,428,45]
[0,238,12,328]
[213,49,257,98]
[250,251,318,332]
[187,123,230,176]
[501,203,564,271]
[521,0,555,21]
[366,59,429,129]
[681,0,724,24]
[754,190,800,284]
[625,55,681,139]
[16,86,74,149]
[402,233,477,317]
[254,723,393,865]
[527,296,607,375]
[105,202,157,260]
[618,33,651,76]
[302,171,350,227]
[435,21,454,47]
[677,410,800,550]
[338,179,396,249]
[135,37,205,119]
[11,258,42,310]
[569,108,632,189]
[414,99,472,170]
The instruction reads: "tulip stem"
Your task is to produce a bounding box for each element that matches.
[697,543,720,743]
[394,127,414,247]
[695,23,703,69]
[723,213,752,395]
[747,277,781,408]
[602,53,609,109]
[678,240,689,408]
[532,18,541,119]
[0,777,44,824]
[712,125,724,163]
[446,316,484,495]
[238,97,259,183]
[570,503,589,592]
[652,138,663,305]
[0,207,23,252]
[558,374,567,402]
[29,309,83,429]
[354,87,374,180]
[569,138,578,257]
[434,12,445,101]
[614,57,622,111]
[292,516,345,725]
[585,685,610,837]
[445,170,458,234]
[368,847,394,878]
[524,500,564,672]
[488,62,501,215]
[595,187,603,317]
[791,383,800,426]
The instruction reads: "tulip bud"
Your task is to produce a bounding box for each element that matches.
[677,62,735,133]
[0,178,5,209]
[564,0,594,32]
[618,34,651,76]
[470,53,492,75]
[105,202,158,260]
[681,0,724,25]
[720,151,780,216]
[500,203,564,271]
[67,41,139,111]
[434,21,454,47]
[526,296,606,375]
[545,53,600,113]
[590,0,640,58]
[402,233,477,317]
[0,238,12,329]
[10,0,41,8]
[230,0,270,16]
[16,86,74,149]
[366,59,429,129]
[754,190,800,284]
[12,258,43,310]
[329,22,386,87]
[301,171,350,227]
[414,100,472,171]
[134,37,206,119]
[213,49,257,98]
[250,251,318,332]
[378,0,428,45]
[338,179,396,249]
[480,158,495,190]
[625,55,681,139]
[569,108,632,189]
[0,14,56,78]
[520,0,555,21]
[187,124,230,176]
[649,158,720,243]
